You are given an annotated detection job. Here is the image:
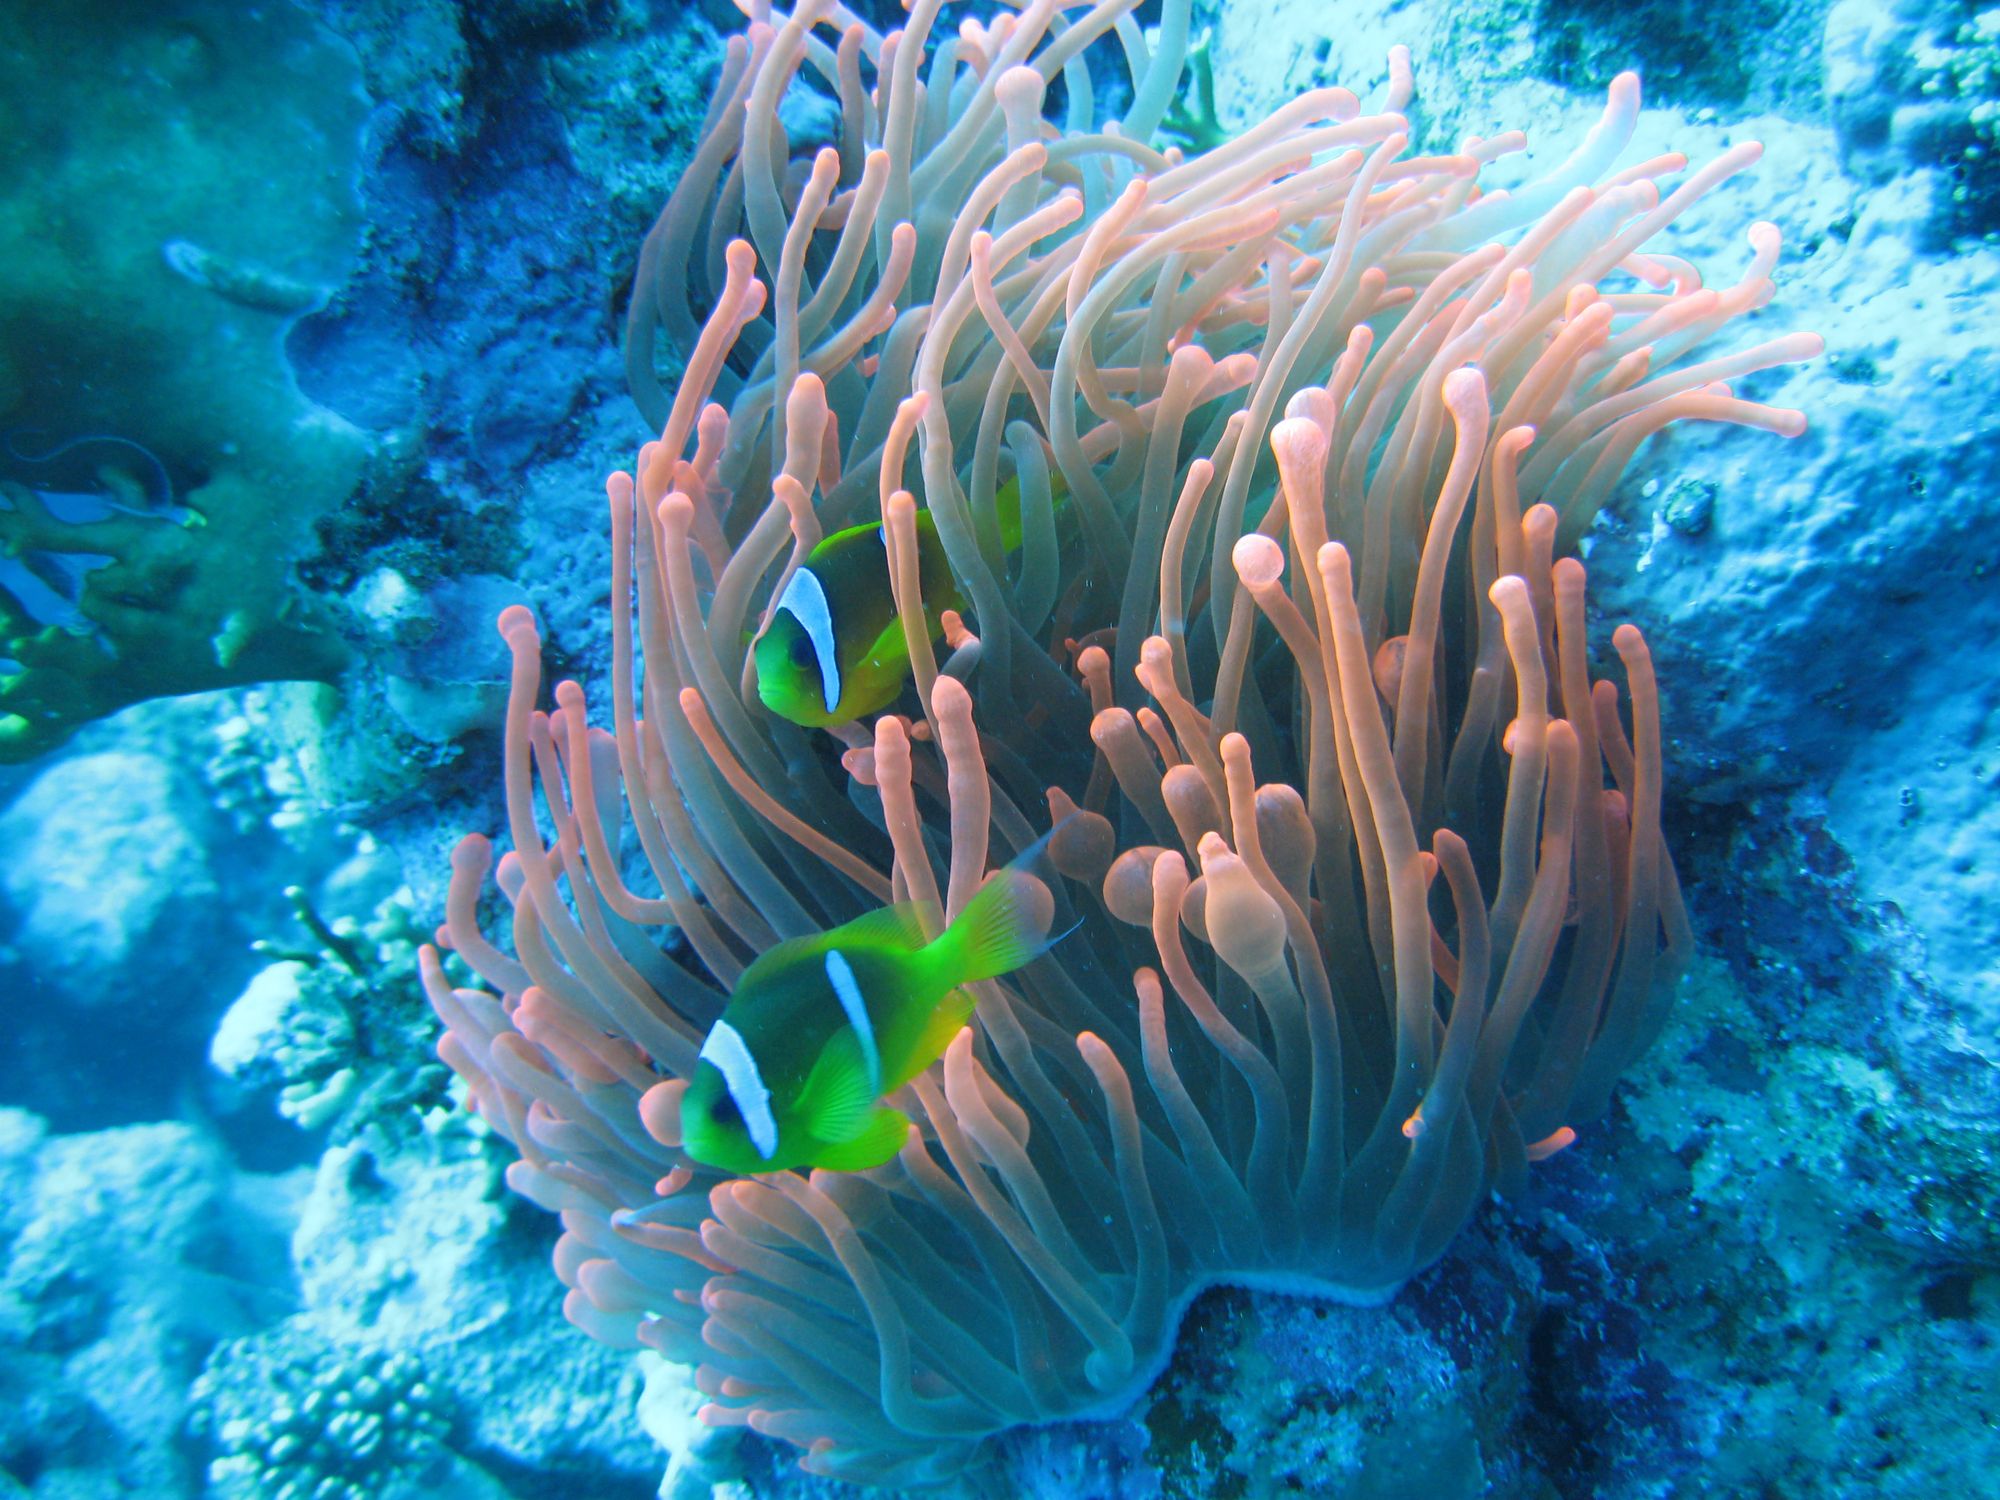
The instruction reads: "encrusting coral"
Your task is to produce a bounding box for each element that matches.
[422,0,1818,1486]
[189,1340,458,1500]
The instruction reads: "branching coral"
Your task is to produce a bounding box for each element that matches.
[214,888,453,1141]
[423,0,1816,1486]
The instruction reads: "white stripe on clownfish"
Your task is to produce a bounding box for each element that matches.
[698,1019,778,1160]
[775,565,842,716]
[823,948,881,1094]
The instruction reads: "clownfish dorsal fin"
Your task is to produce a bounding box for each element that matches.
[835,900,940,953]
[794,1026,878,1146]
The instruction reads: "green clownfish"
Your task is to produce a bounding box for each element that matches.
[753,510,963,728]
[753,472,1067,727]
[680,860,1059,1175]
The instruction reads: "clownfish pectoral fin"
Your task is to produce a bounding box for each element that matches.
[857,618,917,677]
[794,1027,878,1146]
[811,1106,912,1172]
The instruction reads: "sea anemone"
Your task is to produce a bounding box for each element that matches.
[422,0,1816,1485]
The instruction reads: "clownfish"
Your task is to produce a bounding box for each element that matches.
[680,857,1061,1175]
[752,472,1067,727]
[753,510,963,728]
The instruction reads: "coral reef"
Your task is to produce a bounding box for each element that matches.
[1832,0,2000,239]
[189,1343,463,1500]
[1140,1287,1497,1497]
[0,751,224,1016]
[3,0,1997,1497]
[0,746,256,1128]
[212,888,452,1141]
[280,1132,661,1495]
[0,1113,296,1498]
[0,0,372,760]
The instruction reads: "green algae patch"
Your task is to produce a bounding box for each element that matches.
[0,0,371,762]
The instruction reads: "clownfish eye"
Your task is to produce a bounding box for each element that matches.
[788,632,817,670]
[711,1093,743,1128]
